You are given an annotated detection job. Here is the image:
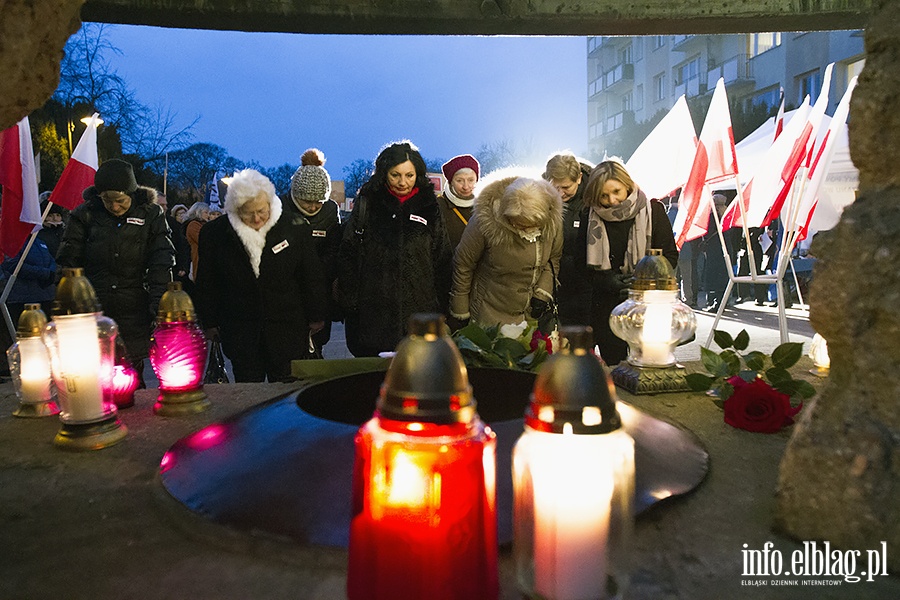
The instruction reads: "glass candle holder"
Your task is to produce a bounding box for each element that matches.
[149,281,210,416]
[347,314,498,600]
[109,363,140,409]
[513,326,634,600]
[8,304,58,417]
[42,268,127,450]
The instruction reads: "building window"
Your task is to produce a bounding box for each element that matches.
[749,33,782,57]
[797,70,820,104]
[674,55,702,85]
[651,36,666,50]
[622,92,633,112]
[635,84,644,111]
[654,73,667,101]
[751,86,781,110]
[619,44,633,65]
[634,41,644,62]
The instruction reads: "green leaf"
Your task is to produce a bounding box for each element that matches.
[493,337,528,361]
[714,380,735,402]
[766,366,792,384]
[720,350,742,376]
[772,342,804,369]
[686,373,715,391]
[772,378,807,398]
[737,369,757,383]
[733,329,751,351]
[700,346,726,376]
[713,329,734,350]
[712,398,725,410]
[456,324,492,351]
[793,380,817,399]
[743,351,767,371]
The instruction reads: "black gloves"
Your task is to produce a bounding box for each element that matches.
[529,297,550,320]
[612,273,634,300]
[447,315,470,332]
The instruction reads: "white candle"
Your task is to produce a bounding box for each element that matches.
[17,338,52,403]
[524,430,614,600]
[640,290,675,366]
[54,315,104,422]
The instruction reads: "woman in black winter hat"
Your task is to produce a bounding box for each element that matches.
[56,159,175,384]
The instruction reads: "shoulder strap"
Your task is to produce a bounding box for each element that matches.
[354,196,368,240]
[451,206,469,227]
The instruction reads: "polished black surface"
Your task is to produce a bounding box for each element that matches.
[160,368,709,548]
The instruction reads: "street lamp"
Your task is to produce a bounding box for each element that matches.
[67,112,103,156]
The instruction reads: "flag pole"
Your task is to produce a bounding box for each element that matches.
[164,152,168,196]
[0,202,53,340]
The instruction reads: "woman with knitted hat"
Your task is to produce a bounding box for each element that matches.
[194,168,328,382]
[288,148,342,357]
[337,140,452,357]
[56,158,175,382]
[437,154,479,248]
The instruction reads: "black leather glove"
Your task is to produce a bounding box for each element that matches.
[529,297,550,320]
[613,273,634,300]
[447,315,470,332]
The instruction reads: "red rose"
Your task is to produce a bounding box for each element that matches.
[530,330,553,354]
[723,377,802,433]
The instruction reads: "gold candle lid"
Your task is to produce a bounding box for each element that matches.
[52,268,102,315]
[17,304,47,338]
[156,281,197,322]
[631,249,678,291]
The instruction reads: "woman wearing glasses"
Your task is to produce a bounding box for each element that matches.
[57,159,175,385]
[195,168,328,382]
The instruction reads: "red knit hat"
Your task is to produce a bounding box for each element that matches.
[442,154,480,182]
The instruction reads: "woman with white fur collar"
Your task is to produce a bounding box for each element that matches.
[195,169,328,382]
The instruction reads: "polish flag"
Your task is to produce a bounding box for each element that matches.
[626,95,697,200]
[795,77,857,241]
[671,78,738,247]
[773,88,785,142]
[0,116,42,260]
[722,99,811,230]
[48,113,100,210]
[760,63,833,228]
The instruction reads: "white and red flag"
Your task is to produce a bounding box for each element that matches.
[49,113,100,210]
[773,87,785,141]
[760,63,833,228]
[671,78,738,247]
[625,95,697,200]
[795,77,857,241]
[0,116,42,260]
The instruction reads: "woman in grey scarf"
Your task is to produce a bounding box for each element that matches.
[583,160,678,365]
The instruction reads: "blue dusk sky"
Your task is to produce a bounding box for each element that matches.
[101,25,588,178]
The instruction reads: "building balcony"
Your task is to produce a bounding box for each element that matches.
[673,74,707,98]
[606,109,635,134]
[707,54,754,89]
[672,34,704,51]
[603,62,634,92]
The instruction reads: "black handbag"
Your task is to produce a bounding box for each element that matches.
[204,339,230,384]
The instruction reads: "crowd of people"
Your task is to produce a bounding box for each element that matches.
[5,140,801,382]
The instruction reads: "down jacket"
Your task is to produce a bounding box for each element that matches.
[56,185,174,360]
[450,176,563,328]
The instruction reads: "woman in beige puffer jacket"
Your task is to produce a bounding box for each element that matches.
[450,175,563,328]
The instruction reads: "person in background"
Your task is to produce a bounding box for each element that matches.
[450,175,562,330]
[582,159,678,365]
[170,204,188,223]
[436,154,479,249]
[700,193,734,313]
[195,168,328,382]
[542,152,593,327]
[56,159,174,383]
[182,201,210,281]
[36,192,68,258]
[156,192,192,293]
[337,141,452,357]
[288,148,342,357]
[208,209,223,220]
[1,227,57,325]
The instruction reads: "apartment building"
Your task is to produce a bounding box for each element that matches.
[586,32,866,158]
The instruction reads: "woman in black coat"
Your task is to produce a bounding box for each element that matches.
[57,159,174,374]
[337,141,452,357]
[195,169,328,382]
[583,160,679,366]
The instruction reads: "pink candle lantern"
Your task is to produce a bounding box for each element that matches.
[347,314,498,600]
[109,364,139,409]
[149,282,210,416]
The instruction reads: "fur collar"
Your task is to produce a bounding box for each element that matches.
[226,199,283,278]
[82,185,157,208]
[474,175,563,248]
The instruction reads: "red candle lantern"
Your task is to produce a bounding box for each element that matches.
[347,314,498,600]
[149,282,210,416]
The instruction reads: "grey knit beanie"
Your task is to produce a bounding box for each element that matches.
[290,164,332,204]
